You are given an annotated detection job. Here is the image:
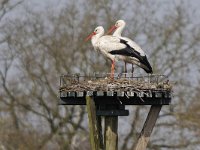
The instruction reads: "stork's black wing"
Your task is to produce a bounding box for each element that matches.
[110,39,140,56]
[109,39,153,73]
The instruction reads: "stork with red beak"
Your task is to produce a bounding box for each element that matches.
[107,20,153,74]
[85,26,126,78]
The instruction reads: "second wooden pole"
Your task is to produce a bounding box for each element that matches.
[105,116,118,150]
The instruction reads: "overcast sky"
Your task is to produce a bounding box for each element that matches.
[5,0,200,22]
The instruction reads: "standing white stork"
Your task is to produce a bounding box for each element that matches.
[85,26,124,78]
[85,26,152,78]
[107,20,153,74]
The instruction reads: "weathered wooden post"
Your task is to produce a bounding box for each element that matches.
[86,96,100,150]
[59,73,172,150]
[134,105,162,150]
[105,116,118,150]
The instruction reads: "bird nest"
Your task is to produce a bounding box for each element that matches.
[59,73,172,92]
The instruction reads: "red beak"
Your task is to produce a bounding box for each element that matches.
[85,32,96,42]
[106,25,117,35]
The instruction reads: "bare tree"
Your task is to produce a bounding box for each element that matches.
[0,0,200,149]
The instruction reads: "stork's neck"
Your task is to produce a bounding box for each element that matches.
[91,31,104,46]
[113,25,125,37]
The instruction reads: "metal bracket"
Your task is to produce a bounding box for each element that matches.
[96,105,129,116]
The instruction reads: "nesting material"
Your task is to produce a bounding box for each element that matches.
[59,78,172,92]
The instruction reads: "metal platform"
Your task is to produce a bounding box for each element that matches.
[59,73,172,106]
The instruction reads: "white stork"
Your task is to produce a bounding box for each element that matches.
[85,26,124,77]
[85,26,152,78]
[107,20,153,74]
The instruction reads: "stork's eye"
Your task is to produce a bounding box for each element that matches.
[95,29,97,32]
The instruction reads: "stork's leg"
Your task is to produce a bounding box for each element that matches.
[111,60,115,78]
[124,61,127,77]
[124,62,127,73]
[131,64,134,77]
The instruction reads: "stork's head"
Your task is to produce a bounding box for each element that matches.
[115,20,126,28]
[85,26,104,41]
[94,26,104,34]
[107,20,126,34]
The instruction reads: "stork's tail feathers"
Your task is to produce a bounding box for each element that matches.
[140,56,153,73]
[143,65,153,74]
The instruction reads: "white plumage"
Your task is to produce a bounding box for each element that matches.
[85,26,123,77]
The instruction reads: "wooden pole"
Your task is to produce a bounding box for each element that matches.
[134,105,162,150]
[86,96,100,150]
[97,116,104,149]
[105,116,118,150]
